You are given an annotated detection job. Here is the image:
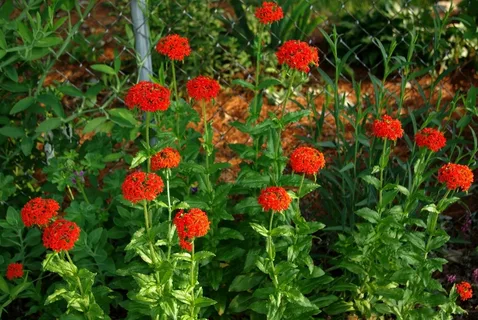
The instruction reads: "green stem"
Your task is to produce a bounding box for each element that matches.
[403,149,430,216]
[255,25,263,88]
[65,251,92,320]
[166,170,173,260]
[189,240,196,318]
[273,71,297,183]
[143,200,150,230]
[66,185,75,201]
[201,100,213,193]
[77,183,90,204]
[267,213,278,287]
[145,112,152,172]
[378,139,388,214]
[35,1,95,93]
[424,190,451,259]
[280,71,296,119]
[143,201,159,267]
[18,230,25,264]
[296,173,305,217]
[171,61,180,141]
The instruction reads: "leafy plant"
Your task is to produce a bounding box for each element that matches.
[1,1,477,319]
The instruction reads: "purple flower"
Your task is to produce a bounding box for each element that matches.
[461,213,472,234]
[190,186,198,194]
[72,171,85,185]
[446,274,457,283]
[473,269,478,283]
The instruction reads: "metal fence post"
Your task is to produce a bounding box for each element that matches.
[130,0,153,81]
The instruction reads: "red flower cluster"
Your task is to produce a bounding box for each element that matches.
[415,128,446,152]
[125,81,171,112]
[6,263,24,280]
[290,147,325,175]
[456,281,473,301]
[21,197,60,228]
[255,2,284,24]
[42,219,81,252]
[276,40,319,73]
[155,34,191,61]
[122,171,164,203]
[371,115,404,141]
[151,147,181,171]
[438,163,474,192]
[179,238,193,251]
[258,187,291,212]
[186,76,220,102]
[173,208,210,251]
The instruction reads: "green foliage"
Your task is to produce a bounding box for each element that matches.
[334,0,478,71]
[145,0,252,82]
[1,0,477,319]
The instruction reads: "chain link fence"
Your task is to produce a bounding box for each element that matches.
[52,0,477,178]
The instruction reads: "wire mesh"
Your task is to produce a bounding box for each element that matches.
[51,0,477,178]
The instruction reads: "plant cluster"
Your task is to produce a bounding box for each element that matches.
[335,0,478,71]
[1,1,477,320]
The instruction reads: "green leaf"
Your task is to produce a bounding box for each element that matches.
[10,97,34,114]
[130,150,148,169]
[195,251,215,262]
[374,303,393,314]
[250,222,269,237]
[233,197,262,215]
[0,276,9,294]
[10,282,30,298]
[17,21,32,43]
[36,118,62,133]
[37,93,65,118]
[257,78,282,90]
[194,296,217,308]
[311,295,338,308]
[374,287,404,301]
[229,274,265,292]
[355,208,379,223]
[103,152,123,162]
[232,79,255,90]
[235,170,270,189]
[282,110,310,125]
[404,233,426,251]
[390,268,415,284]
[27,48,49,61]
[36,37,63,47]
[338,262,366,275]
[0,126,24,138]
[0,174,16,202]
[90,64,116,75]
[58,85,83,97]
[4,65,18,82]
[395,185,410,196]
[0,30,6,49]
[271,225,294,237]
[360,175,380,189]
[83,117,107,134]
[228,294,254,313]
[323,301,354,315]
[299,182,320,197]
[6,207,21,227]
[20,137,33,156]
[108,108,138,127]
[217,228,244,240]
[171,290,191,305]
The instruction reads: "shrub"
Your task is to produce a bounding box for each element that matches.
[0,1,477,319]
